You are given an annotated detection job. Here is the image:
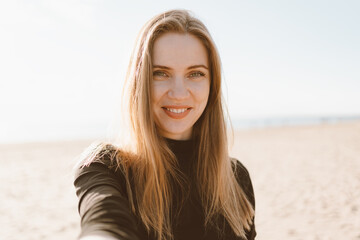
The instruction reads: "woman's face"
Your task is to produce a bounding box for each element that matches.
[151,33,210,140]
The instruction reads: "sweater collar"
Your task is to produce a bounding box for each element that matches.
[165,137,197,172]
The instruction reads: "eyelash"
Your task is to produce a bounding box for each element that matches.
[153,71,169,78]
[189,71,205,78]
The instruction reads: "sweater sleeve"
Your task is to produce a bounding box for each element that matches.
[73,153,140,240]
[233,159,256,240]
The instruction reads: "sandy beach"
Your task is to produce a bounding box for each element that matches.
[1,121,359,240]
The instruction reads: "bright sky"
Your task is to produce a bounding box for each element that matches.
[1,0,359,143]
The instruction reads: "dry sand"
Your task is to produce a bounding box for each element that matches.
[1,121,359,240]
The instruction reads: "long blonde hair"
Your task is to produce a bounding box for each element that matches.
[82,9,254,240]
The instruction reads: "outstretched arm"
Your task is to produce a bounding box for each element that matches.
[74,158,140,240]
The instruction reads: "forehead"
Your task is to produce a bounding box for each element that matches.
[152,33,208,67]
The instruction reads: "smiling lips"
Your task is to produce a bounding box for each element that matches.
[162,106,192,119]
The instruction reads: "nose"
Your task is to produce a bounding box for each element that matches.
[168,76,190,100]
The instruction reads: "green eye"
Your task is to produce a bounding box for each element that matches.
[153,71,168,77]
[189,71,205,78]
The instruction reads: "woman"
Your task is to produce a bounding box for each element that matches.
[74,9,256,240]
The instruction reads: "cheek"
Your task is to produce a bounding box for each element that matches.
[151,82,168,104]
[191,81,210,104]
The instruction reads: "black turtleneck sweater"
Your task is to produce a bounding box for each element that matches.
[74,139,256,240]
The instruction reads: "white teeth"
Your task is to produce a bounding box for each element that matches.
[166,108,188,113]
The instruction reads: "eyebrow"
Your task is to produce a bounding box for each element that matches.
[153,64,209,70]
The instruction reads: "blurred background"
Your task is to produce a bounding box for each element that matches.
[1,0,359,143]
[1,1,359,240]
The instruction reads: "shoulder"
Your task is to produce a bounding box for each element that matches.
[73,141,136,176]
[74,142,118,169]
[73,142,129,188]
[231,158,255,208]
[231,158,252,185]
[73,142,133,200]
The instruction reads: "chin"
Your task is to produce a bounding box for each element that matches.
[161,124,192,138]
